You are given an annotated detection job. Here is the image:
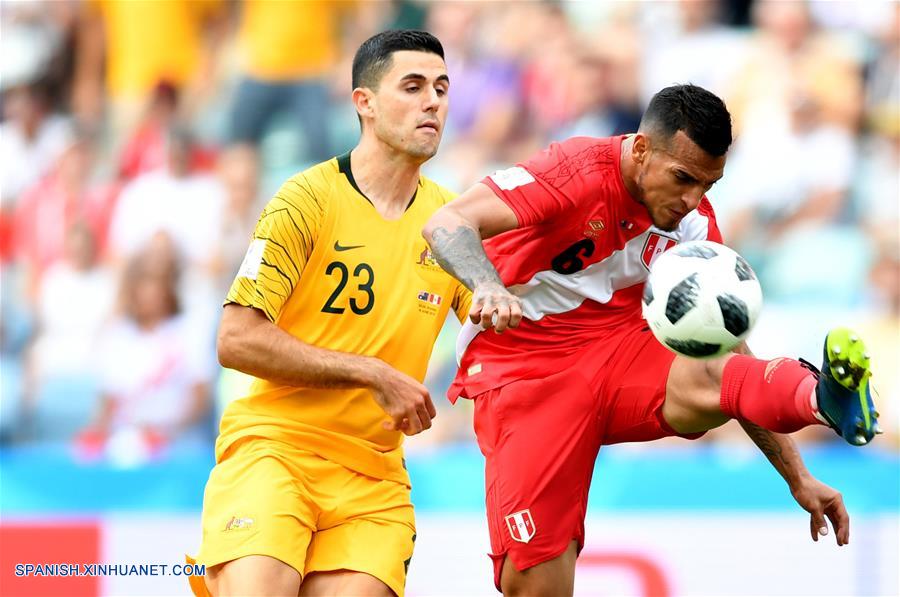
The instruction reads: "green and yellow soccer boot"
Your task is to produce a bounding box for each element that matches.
[806,327,880,446]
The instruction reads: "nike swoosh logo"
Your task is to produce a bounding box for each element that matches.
[334,241,365,252]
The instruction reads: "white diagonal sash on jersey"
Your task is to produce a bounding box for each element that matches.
[456,209,712,363]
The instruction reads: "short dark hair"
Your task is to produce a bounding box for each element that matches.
[352,30,444,91]
[640,84,733,157]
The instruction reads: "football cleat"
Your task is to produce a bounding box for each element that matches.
[802,327,878,446]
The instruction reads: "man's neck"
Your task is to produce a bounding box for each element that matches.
[618,134,642,202]
[350,138,423,219]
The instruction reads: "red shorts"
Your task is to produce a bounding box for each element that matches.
[472,324,704,590]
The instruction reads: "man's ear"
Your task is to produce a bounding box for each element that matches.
[352,87,375,121]
[632,132,650,165]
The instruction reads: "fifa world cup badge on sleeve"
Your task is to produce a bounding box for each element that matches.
[237,239,267,280]
[489,166,535,191]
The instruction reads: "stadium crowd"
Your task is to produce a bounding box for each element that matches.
[1,0,897,462]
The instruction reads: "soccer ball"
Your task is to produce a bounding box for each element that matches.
[642,240,762,358]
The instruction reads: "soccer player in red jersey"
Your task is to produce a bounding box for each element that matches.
[423,84,880,596]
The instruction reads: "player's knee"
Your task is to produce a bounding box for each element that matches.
[704,353,732,387]
[689,354,730,389]
[670,354,729,399]
[664,356,735,431]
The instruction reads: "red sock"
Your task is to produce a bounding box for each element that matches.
[720,355,820,433]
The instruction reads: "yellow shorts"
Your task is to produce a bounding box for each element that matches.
[194,437,416,596]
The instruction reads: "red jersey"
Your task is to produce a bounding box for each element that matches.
[449,135,722,401]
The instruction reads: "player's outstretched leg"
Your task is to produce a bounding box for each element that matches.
[663,327,880,446]
[803,327,880,445]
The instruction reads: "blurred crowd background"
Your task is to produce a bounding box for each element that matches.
[1,0,898,465]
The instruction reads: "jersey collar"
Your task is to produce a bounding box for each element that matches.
[336,151,418,213]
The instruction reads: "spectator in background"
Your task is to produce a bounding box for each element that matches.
[78,241,213,463]
[713,0,865,307]
[856,1,899,251]
[519,5,583,141]
[863,2,899,123]
[1,1,69,101]
[22,223,115,442]
[423,3,524,188]
[210,144,263,294]
[108,127,224,270]
[428,3,521,148]
[855,113,900,252]
[73,0,226,135]
[116,79,219,183]
[555,34,643,141]
[14,131,118,299]
[0,82,74,373]
[640,0,747,106]
[0,2,73,266]
[27,222,114,384]
[117,80,178,181]
[724,93,859,251]
[228,0,352,161]
[108,127,226,337]
[0,82,73,209]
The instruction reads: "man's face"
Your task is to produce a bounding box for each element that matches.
[365,50,449,161]
[632,130,726,231]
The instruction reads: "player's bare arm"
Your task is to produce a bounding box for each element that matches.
[738,420,849,546]
[217,304,436,435]
[733,342,850,546]
[423,182,522,332]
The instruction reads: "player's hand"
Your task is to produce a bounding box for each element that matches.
[469,281,523,334]
[791,476,850,546]
[368,361,436,436]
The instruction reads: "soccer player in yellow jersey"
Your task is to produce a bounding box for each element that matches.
[190,31,468,596]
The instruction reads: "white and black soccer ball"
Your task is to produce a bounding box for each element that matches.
[642,240,762,359]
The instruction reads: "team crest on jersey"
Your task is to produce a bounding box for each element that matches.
[223,516,255,532]
[505,510,536,543]
[641,233,678,270]
[416,246,441,270]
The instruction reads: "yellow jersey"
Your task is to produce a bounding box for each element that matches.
[220,153,470,486]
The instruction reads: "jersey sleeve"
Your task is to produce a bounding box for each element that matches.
[451,282,472,324]
[680,196,724,244]
[225,175,325,321]
[480,138,595,227]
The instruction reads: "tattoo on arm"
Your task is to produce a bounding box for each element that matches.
[430,225,504,290]
[741,421,788,469]
[740,421,811,491]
